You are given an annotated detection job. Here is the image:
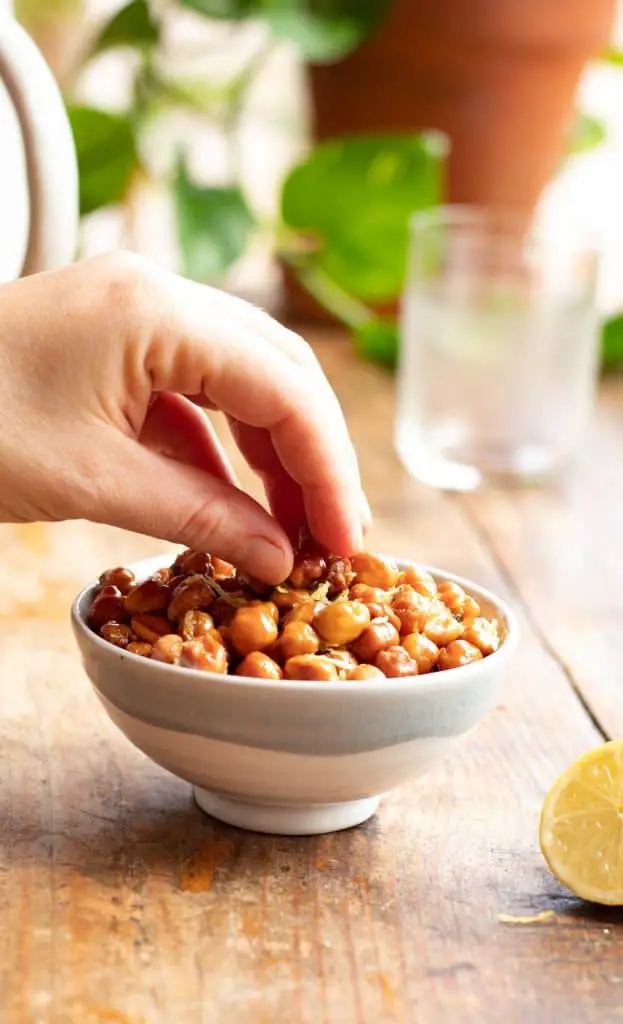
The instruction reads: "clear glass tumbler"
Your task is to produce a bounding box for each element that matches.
[395,206,600,491]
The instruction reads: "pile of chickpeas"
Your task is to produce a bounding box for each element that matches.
[87,545,501,681]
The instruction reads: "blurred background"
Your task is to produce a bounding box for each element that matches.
[12,0,623,370]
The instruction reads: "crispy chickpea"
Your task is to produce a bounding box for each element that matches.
[375,646,418,678]
[230,604,279,656]
[172,549,212,576]
[283,600,325,627]
[351,618,400,662]
[289,552,327,590]
[236,652,283,679]
[437,581,482,619]
[127,641,152,658]
[272,589,310,613]
[212,556,235,580]
[323,648,359,678]
[398,566,437,599]
[131,614,171,644]
[100,622,133,648]
[125,577,169,616]
[151,634,183,664]
[421,604,463,646]
[209,597,237,627]
[326,555,355,596]
[250,599,279,623]
[313,600,370,645]
[461,617,500,656]
[285,655,339,681]
[352,553,399,590]
[391,590,431,635]
[89,586,127,628]
[98,567,135,595]
[349,664,385,680]
[402,633,440,673]
[153,567,172,585]
[438,640,483,671]
[278,622,320,662]
[167,575,214,621]
[180,609,215,642]
[350,583,391,607]
[180,637,228,673]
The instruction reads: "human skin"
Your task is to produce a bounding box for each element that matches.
[0,251,370,582]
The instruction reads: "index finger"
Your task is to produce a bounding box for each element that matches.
[142,269,364,554]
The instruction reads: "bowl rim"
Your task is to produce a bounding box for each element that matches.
[71,552,519,697]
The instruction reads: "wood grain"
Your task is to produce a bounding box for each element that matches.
[1,334,622,1024]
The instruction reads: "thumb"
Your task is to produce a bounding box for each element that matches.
[80,431,293,583]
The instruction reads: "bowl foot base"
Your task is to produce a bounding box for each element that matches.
[193,787,381,836]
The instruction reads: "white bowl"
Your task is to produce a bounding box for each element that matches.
[71,555,518,836]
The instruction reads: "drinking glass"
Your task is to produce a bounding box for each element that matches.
[395,205,600,491]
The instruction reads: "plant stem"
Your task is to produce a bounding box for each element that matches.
[286,258,373,331]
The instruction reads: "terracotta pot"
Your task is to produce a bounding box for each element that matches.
[283,0,615,324]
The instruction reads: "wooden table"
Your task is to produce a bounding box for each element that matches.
[1,335,622,1024]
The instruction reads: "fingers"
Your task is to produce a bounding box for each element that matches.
[131,265,365,554]
[80,427,293,583]
[140,392,237,485]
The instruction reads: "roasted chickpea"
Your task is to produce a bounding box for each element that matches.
[349,664,385,680]
[461,617,500,655]
[151,634,183,664]
[212,556,235,580]
[100,622,133,648]
[289,552,327,590]
[352,553,399,590]
[250,599,279,623]
[350,584,391,607]
[391,590,431,635]
[351,618,400,662]
[127,641,153,658]
[98,567,135,595]
[167,575,214,621]
[278,622,320,662]
[89,586,127,628]
[153,567,173,585]
[172,549,212,576]
[438,640,483,671]
[284,655,339,681]
[323,648,359,678]
[326,555,355,596]
[180,637,228,673]
[375,645,418,678]
[283,600,325,627]
[272,589,310,613]
[125,577,169,616]
[236,652,283,679]
[209,597,238,627]
[421,604,463,646]
[131,614,171,644]
[230,604,279,656]
[402,633,440,673]
[436,581,476,618]
[180,609,215,642]
[313,601,370,646]
[398,567,437,599]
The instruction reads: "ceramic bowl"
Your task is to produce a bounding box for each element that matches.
[71,555,518,836]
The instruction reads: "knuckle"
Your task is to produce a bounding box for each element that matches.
[177,497,229,552]
[92,250,156,327]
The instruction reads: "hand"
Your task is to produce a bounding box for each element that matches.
[0,252,369,582]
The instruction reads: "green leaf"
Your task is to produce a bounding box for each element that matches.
[281,132,447,301]
[601,314,623,372]
[261,0,389,62]
[67,106,139,215]
[174,160,254,281]
[91,0,160,56]
[354,317,398,368]
[178,0,252,16]
[568,112,607,156]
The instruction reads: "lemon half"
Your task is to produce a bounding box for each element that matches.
[539,740,623,905]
